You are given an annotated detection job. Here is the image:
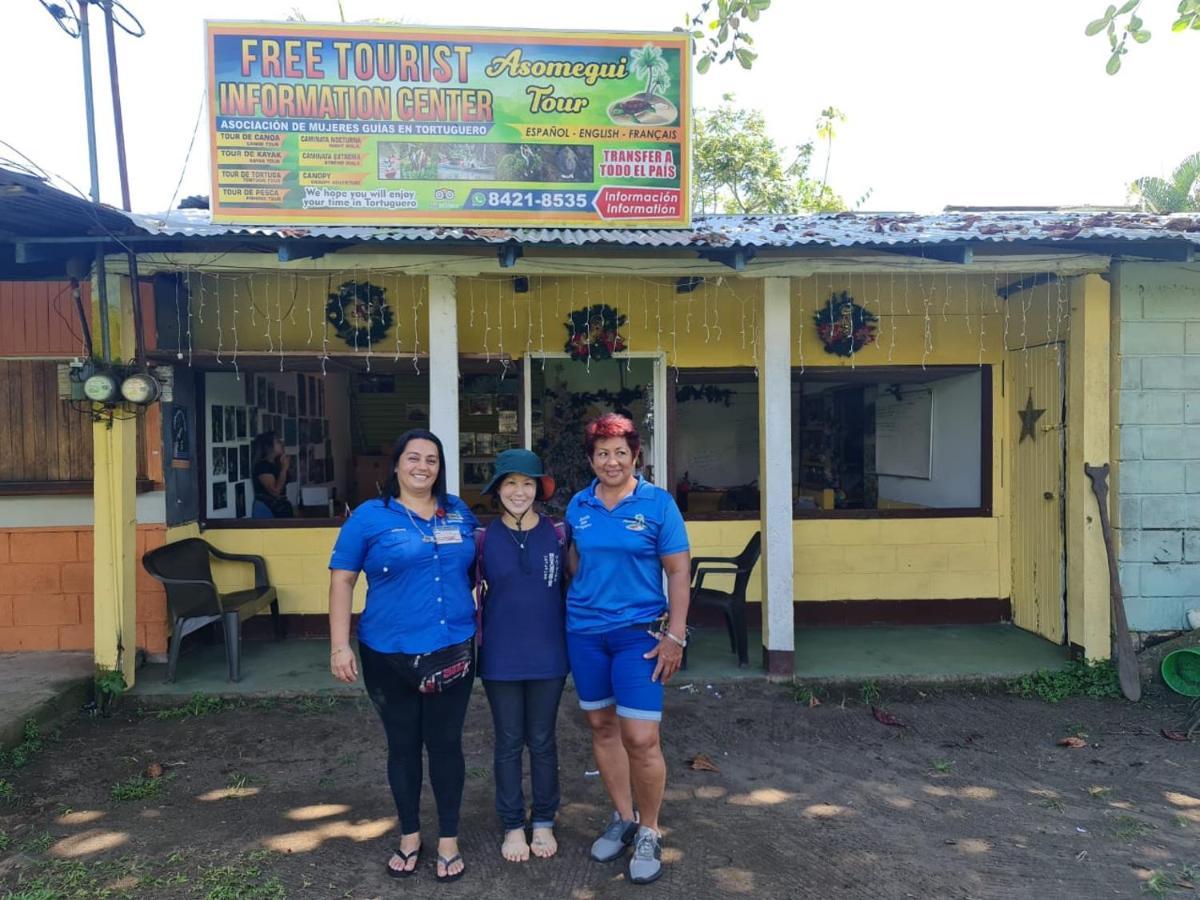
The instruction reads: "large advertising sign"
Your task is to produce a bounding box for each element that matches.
[205,22,690,228]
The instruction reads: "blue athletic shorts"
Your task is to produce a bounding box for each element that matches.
[566,624,663,722]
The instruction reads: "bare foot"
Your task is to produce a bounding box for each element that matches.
[388,831,421,875]
[437,837,465,878]
[501,828,529,862]
[531,826,558,859]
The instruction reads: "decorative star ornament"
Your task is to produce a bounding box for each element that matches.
[1018,390,1046,443]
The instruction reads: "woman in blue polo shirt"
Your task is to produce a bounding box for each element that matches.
[328,429,477,884]
[564,412,691,886]
[476,449,569,864]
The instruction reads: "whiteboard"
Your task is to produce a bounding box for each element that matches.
[875,386,933,479]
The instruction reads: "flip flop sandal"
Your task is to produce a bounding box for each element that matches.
[386,845,422,879]
[436,853,466,883]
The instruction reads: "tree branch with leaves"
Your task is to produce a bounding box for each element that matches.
[679,0,771,72]
[1086,0,1200,73]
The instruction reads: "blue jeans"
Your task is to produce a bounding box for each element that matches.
[483,677,565,831]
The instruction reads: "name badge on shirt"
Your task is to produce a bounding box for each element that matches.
[433,525,463,545]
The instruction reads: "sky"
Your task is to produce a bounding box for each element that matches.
[1,0,1196,214]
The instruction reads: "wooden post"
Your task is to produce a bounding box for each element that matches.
[93,270,138,686]
[1066,274,1113,659]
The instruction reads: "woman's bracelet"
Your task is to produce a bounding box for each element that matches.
[663,630,687,648]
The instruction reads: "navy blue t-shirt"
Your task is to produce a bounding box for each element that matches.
[479,517,569,681]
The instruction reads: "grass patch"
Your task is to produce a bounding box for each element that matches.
[1087,785,1113,799]
[295,695,338,714]
[198,860,286,900]
[1008,659,1121,703]
[859,680,882,706]
[791,683,826,705]
[1,855,183,899]
[1142,863,1200,896]
[1112,814,1154,842]
[930,759,954,774]
[110,773,172,802]
[0,719,51,770]
[1038,797,1065,811]
[19,831,52,854]
[152,694,231,721]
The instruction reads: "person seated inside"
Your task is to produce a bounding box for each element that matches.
[251,430,294,518]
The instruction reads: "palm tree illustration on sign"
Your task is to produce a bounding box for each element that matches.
[608,43,679,126]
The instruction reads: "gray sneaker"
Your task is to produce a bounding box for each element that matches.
[590,811,638,862]
[628,826,663,884]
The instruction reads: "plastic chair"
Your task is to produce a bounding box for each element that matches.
[684,531,761,668]
[141,538,282,682]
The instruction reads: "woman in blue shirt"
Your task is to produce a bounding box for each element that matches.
[565,413,691,886]
[328,429,477,884]
[476,449,569,864]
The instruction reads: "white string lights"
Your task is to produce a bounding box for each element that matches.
[230,278,240,380]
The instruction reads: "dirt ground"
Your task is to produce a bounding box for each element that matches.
[0,679,1198,900]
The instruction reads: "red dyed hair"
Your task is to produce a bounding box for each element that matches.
[584,412,641,458]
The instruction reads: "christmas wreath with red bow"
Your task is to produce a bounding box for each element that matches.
[326,280,394,348]
[814,291,878,357]
[564,303,627,362]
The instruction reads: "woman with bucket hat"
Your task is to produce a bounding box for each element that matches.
[475,449,571,863]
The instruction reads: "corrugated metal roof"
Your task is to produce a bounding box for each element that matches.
[128,208,1200,250]
[0,168,139,240]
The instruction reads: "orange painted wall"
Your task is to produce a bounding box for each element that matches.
[0,525,169,655]
[0,280,156,358]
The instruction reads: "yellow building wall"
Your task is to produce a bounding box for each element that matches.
[168,270,1080,615]
[165,524,366,615]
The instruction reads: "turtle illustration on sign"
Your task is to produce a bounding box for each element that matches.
[607,43,679,126]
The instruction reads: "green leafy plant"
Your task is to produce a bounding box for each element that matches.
[1008,659,1121,703]
[95,667,127,716]
[1130,151,1200,213]
[930,759,955,774]
[1085,0,1200,74]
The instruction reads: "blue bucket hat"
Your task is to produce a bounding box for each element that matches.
[481,449,556,500]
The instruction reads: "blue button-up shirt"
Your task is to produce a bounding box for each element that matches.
[329,495,478,654]
[565,477,689,634]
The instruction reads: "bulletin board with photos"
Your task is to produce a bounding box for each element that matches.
[205,371,332,519]
[459,372,522,493]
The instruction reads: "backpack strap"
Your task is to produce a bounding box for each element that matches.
[473,526,487,644]
[553,520,570,547]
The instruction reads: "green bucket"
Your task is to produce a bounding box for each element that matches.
[1161,647,1200,697]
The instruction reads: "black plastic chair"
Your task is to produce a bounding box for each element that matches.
[141,538,282,682]
[684,531,761,669]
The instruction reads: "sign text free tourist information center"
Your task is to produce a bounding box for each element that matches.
[206,21,691,227]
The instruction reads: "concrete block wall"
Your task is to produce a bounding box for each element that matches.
[1115,262,1200,631]
[0,525,169,654]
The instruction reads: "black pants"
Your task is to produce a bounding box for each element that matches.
[359,642,475,837]
[483,677,565,831]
